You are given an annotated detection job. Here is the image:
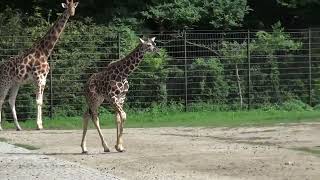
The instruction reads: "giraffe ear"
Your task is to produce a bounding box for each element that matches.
[139,38,145,43]
[150,37,156,42]
[61,3,68,8]
[74,2,79,8]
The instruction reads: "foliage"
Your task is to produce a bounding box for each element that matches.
[0,4,317,120]
[276,0,320,8]
[280,99,312,111]
[128,48,173,107]
[249,22,303,106]
[142,0,249,29]
[251,22,302,53]
[142,0,203,29]
[189,57,229,104]
[220,41,247,62]
[203,0,249,29]
[1,0,320,29]
[219,41,248,107]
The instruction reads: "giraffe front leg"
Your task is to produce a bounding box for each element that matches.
[114,107,126,152]
[8,84,22,131]
[115,112,124,152]
[36,79,46,130]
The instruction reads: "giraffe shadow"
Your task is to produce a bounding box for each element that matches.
[5,151,119,156]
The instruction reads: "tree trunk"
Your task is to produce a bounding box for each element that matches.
[236,63,243,108]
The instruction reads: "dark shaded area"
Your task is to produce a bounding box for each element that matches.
[0,0,319,29]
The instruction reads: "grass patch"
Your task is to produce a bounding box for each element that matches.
[292,147,320,156]
[2,110,320,130]
[13,143,39,150]
[0,137,8,142]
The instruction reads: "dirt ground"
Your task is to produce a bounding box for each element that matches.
[0,123,320,180]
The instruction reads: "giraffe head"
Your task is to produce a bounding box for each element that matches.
[61,0,79,16]
[139,37,159,52]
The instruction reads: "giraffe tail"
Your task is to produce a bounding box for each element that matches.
[83,108,92,120]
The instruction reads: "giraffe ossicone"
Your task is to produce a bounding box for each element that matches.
[81,37,159,153]
[0,0,79,131]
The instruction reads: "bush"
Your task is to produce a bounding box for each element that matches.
[313,104,320,111]
[279,99,312,111]
[188,102,229,112]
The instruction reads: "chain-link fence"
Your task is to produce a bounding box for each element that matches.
[1,29,320,120]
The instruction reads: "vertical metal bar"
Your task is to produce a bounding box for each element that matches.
[49,55,53,119]
[118,32,121,60]
[48,10,53,120]
[184,30,188,112]
[247,30,251,110]
[308,28,312,106]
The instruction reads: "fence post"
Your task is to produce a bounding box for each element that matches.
[49,55,53,119]
[184,30,188,112]
[247,30,251,110]
[118,32,121,60]
[308,28,312,106]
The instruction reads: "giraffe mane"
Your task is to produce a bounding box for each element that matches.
[107,43,143,68]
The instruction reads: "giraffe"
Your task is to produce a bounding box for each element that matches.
[81,37,158,153]
[0,0,79,131]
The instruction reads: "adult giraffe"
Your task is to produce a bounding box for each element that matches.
[0,0,79,131]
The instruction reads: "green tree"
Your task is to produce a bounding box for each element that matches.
[250,22,302,105]
[276,0,320,8]
[220,41,247,108]
[189,58,229,104]
[142,0,249,30]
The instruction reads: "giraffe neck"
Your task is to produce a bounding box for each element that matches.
[118,44,147,76]
[35,10,70,57]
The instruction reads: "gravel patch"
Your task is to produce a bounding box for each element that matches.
[0,142,120,180]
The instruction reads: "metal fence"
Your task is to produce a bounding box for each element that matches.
[1,29,320,120]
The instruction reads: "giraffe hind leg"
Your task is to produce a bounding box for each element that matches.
[35,78,47,130]
[90,107,110,153]
[0,83,11,131]
[8,84,22,131]
[81,109,90,153]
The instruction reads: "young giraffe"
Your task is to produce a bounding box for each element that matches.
[0,0,79,131]
[81,37,158,153]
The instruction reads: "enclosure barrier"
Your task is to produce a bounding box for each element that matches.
[0,28,319,120]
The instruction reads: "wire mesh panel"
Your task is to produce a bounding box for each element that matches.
[310,29,320,106]
[0,35,38,121]
[249,29,310,108]
[49,33,118,116]
[0,33,119,120]
[127,32,186,109]
[185,31,249,110]
[0,29,317,120]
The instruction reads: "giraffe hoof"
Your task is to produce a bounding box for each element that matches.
[82,151,88,154]
[36,127,43,130]
[115,145,125,152]
[16,128,22,131]
[104,148,110,153]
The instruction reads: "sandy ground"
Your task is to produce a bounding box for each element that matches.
[0,123,319,180]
